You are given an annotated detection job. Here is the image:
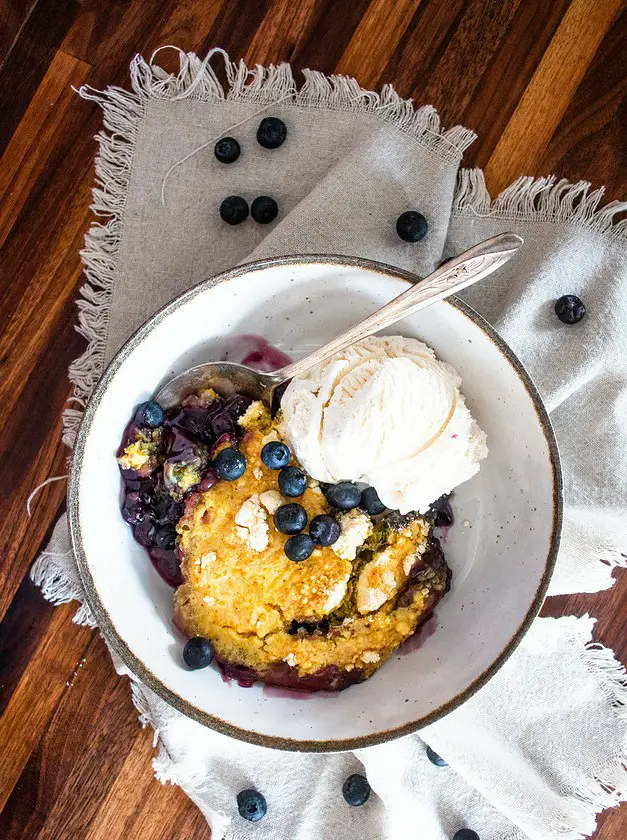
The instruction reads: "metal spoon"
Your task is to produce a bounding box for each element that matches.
[155,232,523,408]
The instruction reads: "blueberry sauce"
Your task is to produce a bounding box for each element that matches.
[216,657,365,692]
[398,614,438,654]
[217,660,258,688]
[219,334,291,372]
[430,495,454,528]
[262,683,313,699]
[147,547,184,587]
[117,337,293,587]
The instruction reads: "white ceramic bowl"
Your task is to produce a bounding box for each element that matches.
[68,255,562,752]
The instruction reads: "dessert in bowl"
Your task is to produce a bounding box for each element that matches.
[69,256,561,750]
[117,335,486,690]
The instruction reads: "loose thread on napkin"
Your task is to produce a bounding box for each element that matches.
[156,45,299,204]
[160,92,295,205]
[26,474,68,517]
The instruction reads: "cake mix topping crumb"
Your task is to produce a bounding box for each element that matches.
[332,509,373,561]
[234,494,269,551]
[259,490,283,514]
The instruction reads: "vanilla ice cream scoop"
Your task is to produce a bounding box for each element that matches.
[281,336,487,514]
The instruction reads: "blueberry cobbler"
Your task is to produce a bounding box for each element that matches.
[117,335,487,690]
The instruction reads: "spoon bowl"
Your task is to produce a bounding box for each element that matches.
[156,360,270,408]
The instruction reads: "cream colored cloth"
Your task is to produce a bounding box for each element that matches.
[32,49,627,840]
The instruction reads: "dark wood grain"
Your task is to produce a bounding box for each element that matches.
[540,5,627,201]
[0,0,80,155]
[0,0,36,68]
[0,1,625,837]
[462,0,572,170]
[0,575,56,718]
[484,0,623,195]
[60,0,162,67]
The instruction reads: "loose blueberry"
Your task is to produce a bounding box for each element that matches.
[122,492,146,525]
[453,831,479,840]
[278,466,307,497]
[396,210,428,243]
[426,745,448,766]
[154,524,176,550]
[220,195,249,225]
[261,440,291,469]
[257,116,287,149]
[223,393,253,417]
[198,468,220,492]
[342,773,371,806]
[555,294,585,324]
[167,501,185,522]
[274,503,308,535]
[152,493,184,525]
[360,486,386,516]
[251,195,278,224]
[183,636,214,669]
[214,447,246,480]
[285,533,314,562]
[325,482,361,510]
[148,546,183,587]
[214,136,241,164]
[133,519,156,547]
[135,400,164,428]
[236,789,267,822]
[432,497,454,528]
[309,514,341,546]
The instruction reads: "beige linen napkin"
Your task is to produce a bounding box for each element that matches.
[32,48,627,840]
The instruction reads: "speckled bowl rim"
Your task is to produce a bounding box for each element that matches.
[68,253,563,753]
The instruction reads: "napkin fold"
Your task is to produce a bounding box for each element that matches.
[32,48,627,840]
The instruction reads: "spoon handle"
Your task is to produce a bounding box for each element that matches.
[273,232,523,384]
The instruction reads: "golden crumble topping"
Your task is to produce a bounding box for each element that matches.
[173,401,449,684]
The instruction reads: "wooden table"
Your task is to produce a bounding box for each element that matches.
[1,1,625,837]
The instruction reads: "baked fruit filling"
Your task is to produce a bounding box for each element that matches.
[117,386,451,691]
